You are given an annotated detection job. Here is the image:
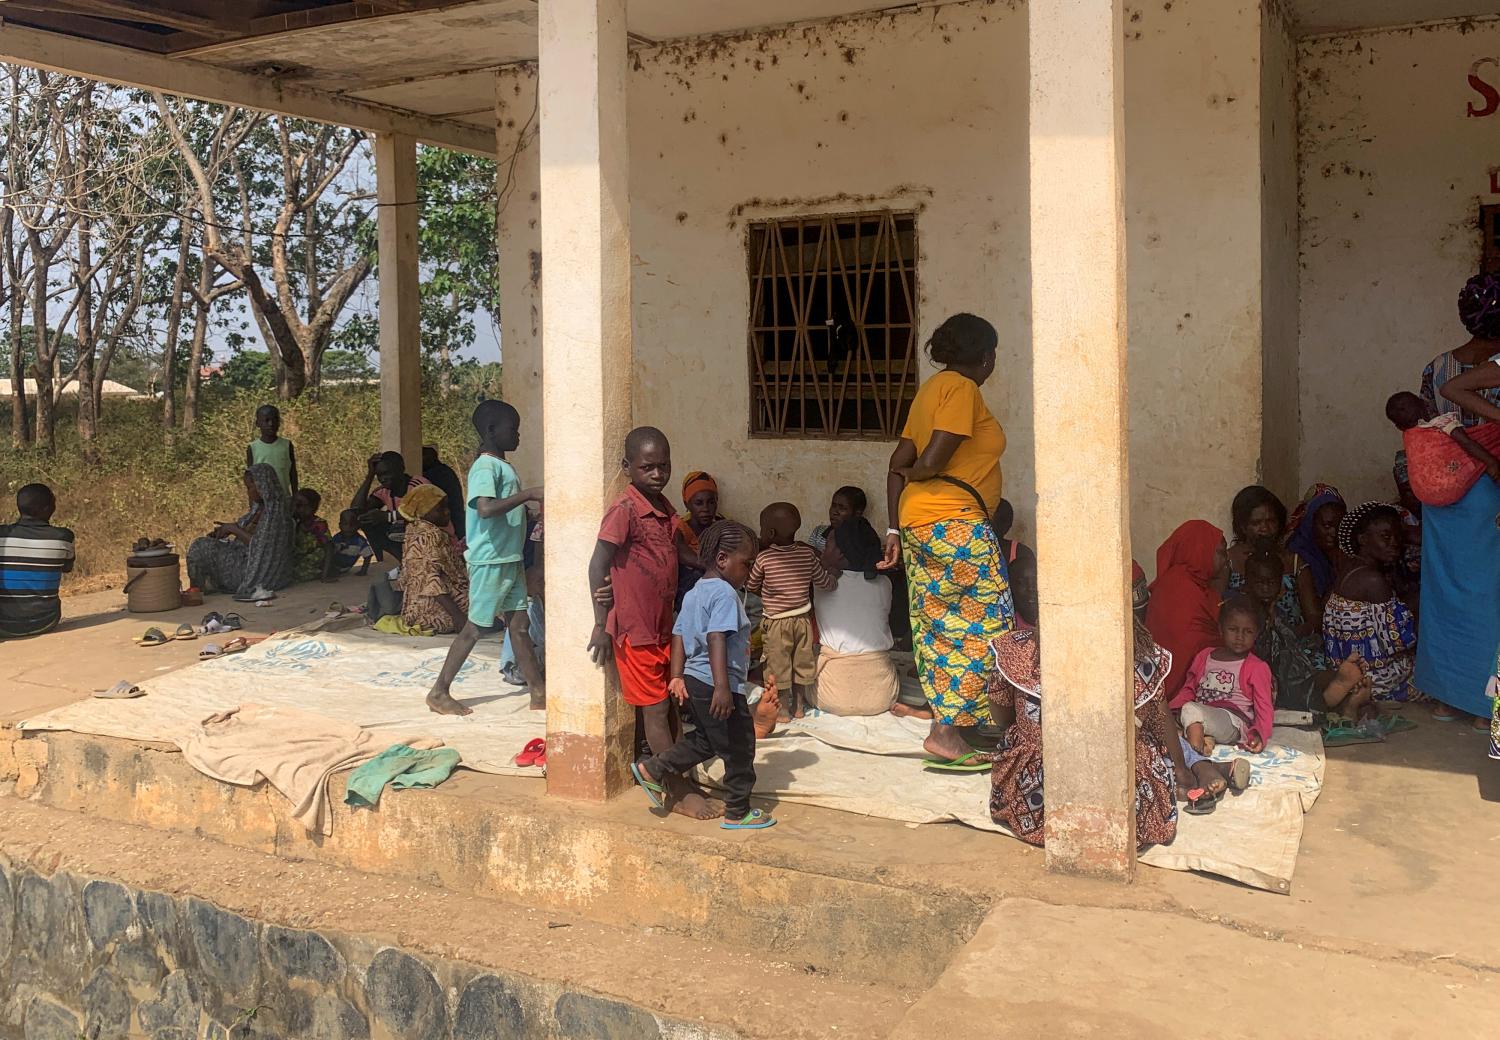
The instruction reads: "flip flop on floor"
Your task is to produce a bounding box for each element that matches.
[514,738,546,768]
[1227,758,1251,792]
[721,808,777,830]
[629,761,665,809]
[220,637,251,655]
[134,627,171,646]
[222,613,244,631]
[1183,787,1218,815]
[93,681,144,699]
[922,751,992,773]
[198,643,226,659]
[173,623,197,641]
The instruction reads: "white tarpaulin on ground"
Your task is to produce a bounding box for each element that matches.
[20,622,545,776]
[708,709,1324,894]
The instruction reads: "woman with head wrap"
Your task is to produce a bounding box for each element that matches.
[395,483,470,635]
[1285,483,1346,637]
[1419,272,1500,425]
[675,470,725,606]
[187,464,295,601]
[1405,354,1500,730]
[1144,520,1229,700]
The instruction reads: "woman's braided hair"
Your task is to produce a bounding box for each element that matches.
[698,519,758,569]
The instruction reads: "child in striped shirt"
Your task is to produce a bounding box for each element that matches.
[747,501,838,720]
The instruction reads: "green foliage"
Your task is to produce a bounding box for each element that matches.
[0,386,482,589]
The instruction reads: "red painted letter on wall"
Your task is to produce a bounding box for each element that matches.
[1469,58,1500,118]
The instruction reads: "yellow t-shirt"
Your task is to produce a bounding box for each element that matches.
[898,370,1005,527]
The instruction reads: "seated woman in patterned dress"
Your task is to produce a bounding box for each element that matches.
[985,556,1183,848]
[395,485,469,636]
[1321,503,1417,703]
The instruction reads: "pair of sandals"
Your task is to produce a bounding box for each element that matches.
[1183,758,1252,816]
[201,611,244,634]
[628,761,778,830]
[135,624,198,646]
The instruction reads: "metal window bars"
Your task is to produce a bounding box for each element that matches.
[747,211,918,438]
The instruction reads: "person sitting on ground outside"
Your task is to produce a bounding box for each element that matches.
[422,444,467,542]
[1170,595,1274,761]
[352,451,435,562]
[808,484,867,555]
[426,400,545,716]
[324,509,373,582]
[1285,485,1346,636]
[1225,486,1307,638]
[748,501,839,721]
[394,484,469,636]
[1145,519,1229,700]
[631,520,776,831]
[675,470,726,606]
[990,496,1037,578]
[1322,502,1418,705]
[1385,390,1500,507]
[0,483,75,639]
[588,427,720,821]
[290,488,332,584]
[986,556,1181,843]
[245,403,298,496]
[1243,543,1373,720]
[186,464,294,602]
[812,516,902,717]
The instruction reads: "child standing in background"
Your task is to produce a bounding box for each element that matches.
[808,485,867,554]
[246,404,298,495]
[632,520,775,831]
[426,400,544,716]
[588,429,719,821]
[748,501,839,720]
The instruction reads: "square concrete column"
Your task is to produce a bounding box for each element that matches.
[538,0,634,801]
[375,132,422,470]
[1030,0,1137,878]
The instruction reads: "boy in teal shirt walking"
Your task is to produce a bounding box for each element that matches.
[427,400,545,715]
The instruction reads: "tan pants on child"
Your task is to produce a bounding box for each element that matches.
[1179,701,1245,744]
[763,614,816,686]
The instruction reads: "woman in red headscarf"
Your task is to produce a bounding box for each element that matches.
[1145,520,1230,699]
[676,471,727,607]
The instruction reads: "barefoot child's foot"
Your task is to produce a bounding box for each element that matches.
[426,686,473,716]
[670,790,722,820]
[891,702,934,720]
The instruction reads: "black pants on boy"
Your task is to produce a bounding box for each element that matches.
[644,675,756,819]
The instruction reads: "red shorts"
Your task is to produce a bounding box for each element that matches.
[615,636,671,707]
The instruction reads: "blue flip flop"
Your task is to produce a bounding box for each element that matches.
[721,808,776,831]
[629,761,665,810]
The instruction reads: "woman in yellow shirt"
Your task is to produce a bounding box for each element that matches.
[881,313,1015,766]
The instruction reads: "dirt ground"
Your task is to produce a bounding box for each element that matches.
[4,589,1500,1034]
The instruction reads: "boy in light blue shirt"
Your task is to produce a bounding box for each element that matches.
[426,400,543,715]
[630,519,776,831]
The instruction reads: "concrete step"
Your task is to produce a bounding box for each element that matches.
[0,798,911,1040]
[22,731,989,988]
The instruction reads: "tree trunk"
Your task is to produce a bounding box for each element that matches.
[75,220,99,456]
[3,222,26,449]
[184,263,213,430]
[30,254,53,453]
[161,225,190,434]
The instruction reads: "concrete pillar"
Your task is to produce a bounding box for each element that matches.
[375,132,422,471]
[538,0,633,801]
[1030,0,1136,878]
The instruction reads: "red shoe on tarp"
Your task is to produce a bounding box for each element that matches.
[514,738,546,768]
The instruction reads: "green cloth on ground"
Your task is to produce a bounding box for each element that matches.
[344,743,462,808]
[373,614,434,637]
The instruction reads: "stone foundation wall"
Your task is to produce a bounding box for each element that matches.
[0,855,728,1040]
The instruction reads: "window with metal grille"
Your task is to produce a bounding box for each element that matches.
[1482,204,1500,275]
[747,211,919,438]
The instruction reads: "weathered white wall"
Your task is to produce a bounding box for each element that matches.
[1299,17,1500,503]
[1261,1,1301,497]
[497,0,1272,557]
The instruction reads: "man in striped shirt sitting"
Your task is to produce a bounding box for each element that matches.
[0,484,75,639]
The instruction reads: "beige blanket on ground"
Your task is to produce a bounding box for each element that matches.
[707,708,1324,893]
[22,622,546,786]
[813,646,901,716]
[181,704,447,835]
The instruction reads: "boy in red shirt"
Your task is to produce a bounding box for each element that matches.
[587,427,718,820]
